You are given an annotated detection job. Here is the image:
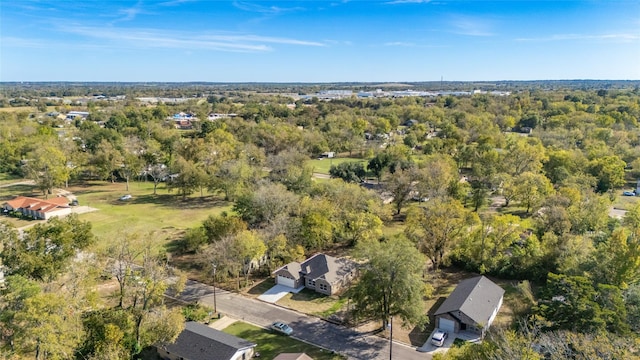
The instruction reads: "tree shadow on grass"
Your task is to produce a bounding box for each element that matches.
[0,185,40,200]
[126,194,231,210]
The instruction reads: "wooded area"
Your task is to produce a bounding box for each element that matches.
[1,81,639,359]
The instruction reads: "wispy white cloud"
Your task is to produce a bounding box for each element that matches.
[112,1,145,23]
[382,41,447,48]
[232,1,304,15]
[158,0,198,6]
[55,25,325,52]
[384,0,431,4]
[516,33,640,42]
[449,15,494,36]
[384,41,416,46]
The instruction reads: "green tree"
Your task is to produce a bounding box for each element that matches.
[12,291,84,360]
[1,214,94,281]
[234,230,267,284]
[535,273,628,334]
[22,145,69,198]
[513,172,554,214]
[351,237,428,330]
[168,156,206,200]
[329,161,367,183]
[405,198,475,269]
[590,228,640,288]
[202,213,247,243]
[233,183,299,228]
[92,139,123,183]
[384,167,419,215]
[367,152,391,183]
[588,155,626,193]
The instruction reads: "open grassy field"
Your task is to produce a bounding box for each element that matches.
[0,174,24,186]
[67,180,232,253]
[612,193,639,211]
[307,157,367,175]
[223,322,344,360]
[0,106,36,113]
[0,179,232,254]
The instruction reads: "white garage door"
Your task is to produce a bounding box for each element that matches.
[438,318,456,333]
[277,275,295,288]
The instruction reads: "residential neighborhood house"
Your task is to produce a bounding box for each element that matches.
[156,322,257,360]
[273,253,358,296]
[433,276,504,337]
[2,196,71,220]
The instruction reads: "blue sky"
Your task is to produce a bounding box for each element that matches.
[2,1,639,82]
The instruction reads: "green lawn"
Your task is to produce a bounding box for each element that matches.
[67,180,232,254]
[223,322,344,360]
[0,173,24,186]
[307,157,367,175]
[612,194,639,211]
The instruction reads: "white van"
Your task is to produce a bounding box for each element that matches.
[431,329,448,347]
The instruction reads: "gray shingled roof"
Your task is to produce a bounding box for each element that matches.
[160,322,256,360]
[434,276,505,326]
[300,254,356,284]
[277,262,302,280]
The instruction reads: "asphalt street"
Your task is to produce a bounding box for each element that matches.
[178,280,430,360]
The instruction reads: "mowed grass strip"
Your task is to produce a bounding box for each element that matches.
[223,322,344,360]
[307,157,367,175]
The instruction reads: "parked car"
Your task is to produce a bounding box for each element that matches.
[270,322,293,335]
[622,191,636,196]
[119,194,132,201]
[431,329,448,347]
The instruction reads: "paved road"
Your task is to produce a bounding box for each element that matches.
[178,280,430,360]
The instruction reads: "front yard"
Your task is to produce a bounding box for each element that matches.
[260,266,525,348]
[223,322,344,360]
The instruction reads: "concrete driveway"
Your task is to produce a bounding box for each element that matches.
[258,284,304,303]
[417,329,454,355]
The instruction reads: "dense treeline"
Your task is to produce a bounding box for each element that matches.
[1,84,639,359]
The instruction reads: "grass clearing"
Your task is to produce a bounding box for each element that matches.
[0,174,24,186]
[0,106,36,113]
[223,322,344,360]
[66,180,232,254]
[613,194,639,211]
[307,157,367,175]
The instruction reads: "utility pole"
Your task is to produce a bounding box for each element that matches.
[389,316,393,360]
[212,262,217,314]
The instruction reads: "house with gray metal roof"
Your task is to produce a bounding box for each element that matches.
[433,276,504,337]
[156,321,256,360]
[273,253,358,295]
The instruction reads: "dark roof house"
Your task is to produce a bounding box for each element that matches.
[273,253,358,295]
[433,276,504,337]
[157,322,256,360]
